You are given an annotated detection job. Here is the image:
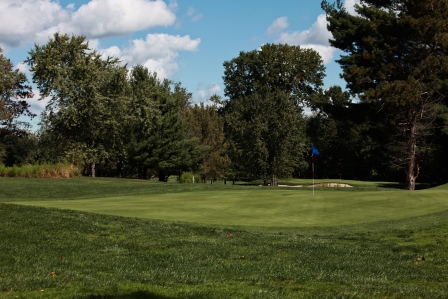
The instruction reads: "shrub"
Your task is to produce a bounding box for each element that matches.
[179,172,198,184]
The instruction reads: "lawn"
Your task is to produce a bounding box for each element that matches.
[12,185,448,227]
[1,178,448,298]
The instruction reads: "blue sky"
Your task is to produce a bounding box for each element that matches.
[0,0,358,128]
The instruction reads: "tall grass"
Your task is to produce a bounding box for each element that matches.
[0,163,81,178]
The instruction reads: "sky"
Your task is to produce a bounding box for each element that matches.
[0,0,359,129]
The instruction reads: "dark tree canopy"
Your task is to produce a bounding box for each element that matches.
[323,0,448,105]
[322,0,448,190]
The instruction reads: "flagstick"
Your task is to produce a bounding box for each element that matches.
[312,154,315,196]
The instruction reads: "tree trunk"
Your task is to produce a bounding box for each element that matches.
[406,110,419,191]
[271,174,277,187]
[158,170,164,182]
[117,162,122,178]
[91,162,96,178]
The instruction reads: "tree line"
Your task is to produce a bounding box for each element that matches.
[1,0,448,190]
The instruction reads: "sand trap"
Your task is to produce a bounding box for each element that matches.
[277,183,353,188]
[308,183,353,188]
[278,185,303,188]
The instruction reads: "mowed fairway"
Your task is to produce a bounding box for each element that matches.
[13,185,448,227]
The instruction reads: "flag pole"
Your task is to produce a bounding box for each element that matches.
[312,154,315,196]
[311,145,319,196]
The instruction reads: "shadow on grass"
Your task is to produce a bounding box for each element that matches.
[76,291,207,299]
[377,182,442,190]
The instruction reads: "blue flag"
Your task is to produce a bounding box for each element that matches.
[312,145,320,155]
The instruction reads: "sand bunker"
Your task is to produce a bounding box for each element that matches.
[309,183,353,188]
[278,183,353,188]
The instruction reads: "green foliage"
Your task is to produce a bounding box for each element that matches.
[223,43,325,106]
[225,89,308,183]
[0,47,34,166]
[124,65,162,178]
[184,100,230,181]
[149,82,193,181]
[223,44,324,184]
[123,65,197,180]
[1,132,39,167]
[179,171,197,183]
[0,48,34,136]
[26,33,128,177]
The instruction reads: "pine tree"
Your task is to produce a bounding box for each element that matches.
[322,0,448,189]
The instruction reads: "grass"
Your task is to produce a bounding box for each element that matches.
[11,186,448,227]
[1,177,448,298]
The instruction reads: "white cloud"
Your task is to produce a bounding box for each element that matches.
[277,14,331,47]
[0,0,177,48]
[100,45,122,59]
[266,17,289,36]
[187,7,195,17]
[15,63,30,74]
[186,7,203,22]
[344,0,360,15]
[0,0,70,48]
[100,33,201,79]
[86,39,101,51]
[196,83,221,102]
[66,3,75,10]
[70,0,176,38]
[27,90,51,115]
[274,14,336,64]
[192,14,203,22]
[168,0,178,12]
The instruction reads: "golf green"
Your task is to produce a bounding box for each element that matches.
[14,187,448,227]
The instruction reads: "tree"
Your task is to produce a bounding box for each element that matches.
[0,48,34,162]
[184,98,230,182]
[222,44,324,184]
[224,88,308,185]
[124,66,198,180]
[26,33,128,176]
[124,65,161,178]
[322,0,448,189]
[308,86,395,180]
[223,43,325,106]
[152,81,191,181]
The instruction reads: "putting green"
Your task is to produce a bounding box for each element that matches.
[13,186,448,227]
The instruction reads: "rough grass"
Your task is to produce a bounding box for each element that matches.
[1,178,448,298]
